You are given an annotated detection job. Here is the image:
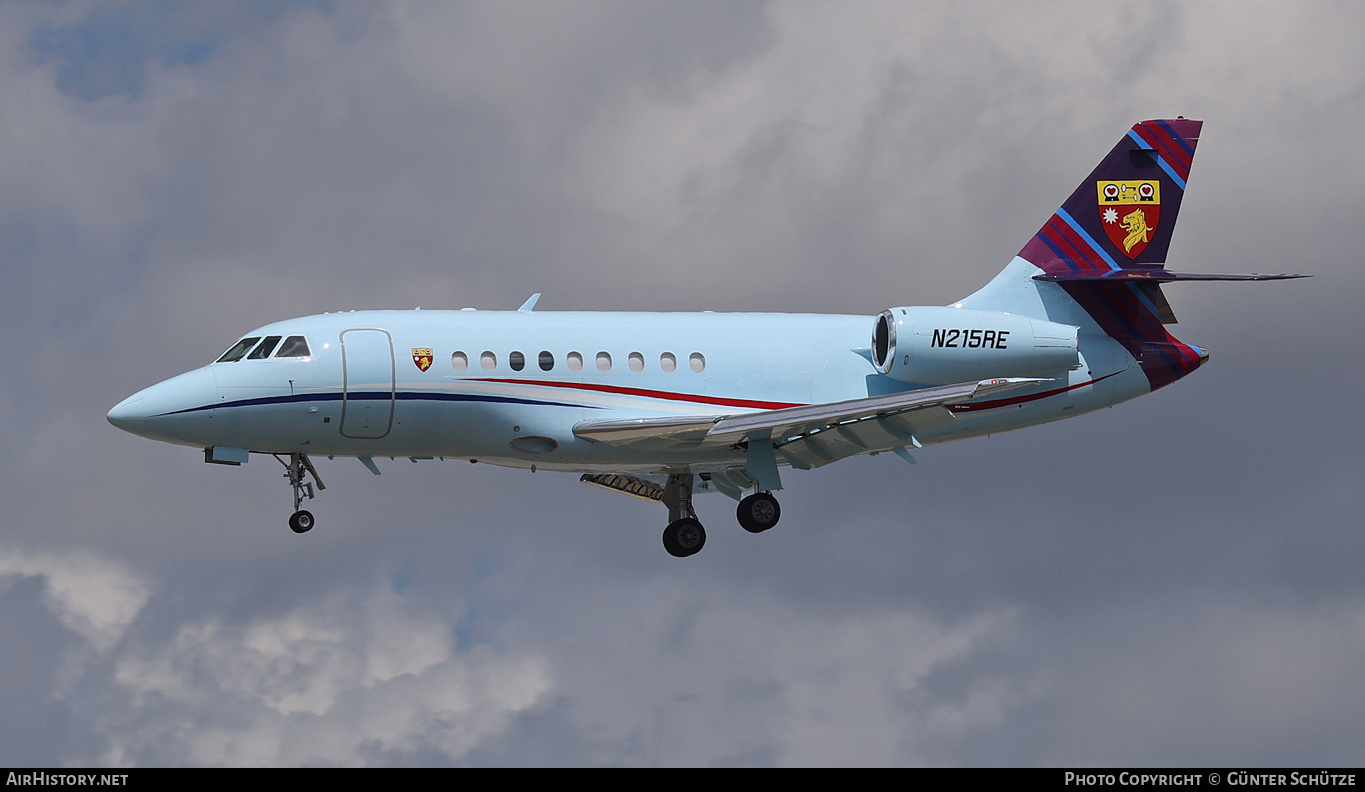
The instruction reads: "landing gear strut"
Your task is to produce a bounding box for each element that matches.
[274,452,325,534]
[661,472,706,557]
[737,491,781,533]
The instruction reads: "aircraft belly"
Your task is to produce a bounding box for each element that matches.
[282,397,744,471]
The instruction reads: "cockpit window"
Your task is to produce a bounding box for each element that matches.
[275,336,310,357]
[247,336,282,359]
[217,337,261,363]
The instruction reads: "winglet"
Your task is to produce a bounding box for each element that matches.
[518,293,541,313]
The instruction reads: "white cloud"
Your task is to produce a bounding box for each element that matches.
[0,549,148,652]
[96,579,551,766]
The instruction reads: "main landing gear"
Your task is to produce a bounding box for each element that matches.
[737,491,781,533]
[661,472,705,557]
[659,473,781,557]
[274,452,326,534]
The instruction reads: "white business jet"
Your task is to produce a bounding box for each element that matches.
[108,119,1302,556]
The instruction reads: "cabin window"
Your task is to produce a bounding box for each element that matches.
[481,351,497,371]
[539,351,554,371]
[689,352,706,373]
[628,352,645,372]
[660,352,677,372]
[217,337,261,363]
[596,352,612,372]
[452,351,468,371]
[247,336,282,359]
[509,351,525,371]
[567,352,584,372]
[275,336,310,357]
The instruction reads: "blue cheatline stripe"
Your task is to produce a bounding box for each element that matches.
[391,391,590,409]
[161,390,599,417]
[1056,208,1121,272]
[1127,130,1187,191]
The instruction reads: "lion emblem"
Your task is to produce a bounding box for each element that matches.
[1120,208,1152,254]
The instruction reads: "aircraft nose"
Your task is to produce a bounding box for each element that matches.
[108,368,219,444]
[106,395,148,433]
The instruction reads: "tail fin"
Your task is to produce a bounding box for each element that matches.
[963,119,1304,391]
[1020,118,1202,274]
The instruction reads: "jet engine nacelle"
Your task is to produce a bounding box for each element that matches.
[871,306,1079,385]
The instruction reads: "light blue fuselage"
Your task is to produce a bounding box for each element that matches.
[109,293,1150,476]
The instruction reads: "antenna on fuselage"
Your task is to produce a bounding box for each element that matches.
[518,293,541,312]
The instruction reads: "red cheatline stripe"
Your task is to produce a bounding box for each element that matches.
[947,372,1121,413]
[472,378,804,411]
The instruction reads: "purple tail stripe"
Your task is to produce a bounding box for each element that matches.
[1020,119,1205,391]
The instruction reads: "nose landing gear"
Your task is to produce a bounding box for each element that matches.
[288,509,315,534]
[274,452,325,534]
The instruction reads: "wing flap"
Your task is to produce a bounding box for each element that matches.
[771,405,953,468]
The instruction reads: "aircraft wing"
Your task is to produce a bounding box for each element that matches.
[572,378,1047,470]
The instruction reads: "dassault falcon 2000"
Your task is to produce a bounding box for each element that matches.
[109,119,1302,557]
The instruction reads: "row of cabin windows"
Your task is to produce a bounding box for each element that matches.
[215,336,705,375]
[217,335,311,362]
[452,350,706,374]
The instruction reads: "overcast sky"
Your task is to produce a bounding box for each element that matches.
[2,0,1362,767]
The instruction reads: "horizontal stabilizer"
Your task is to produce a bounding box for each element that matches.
[1035,269,1308,282]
